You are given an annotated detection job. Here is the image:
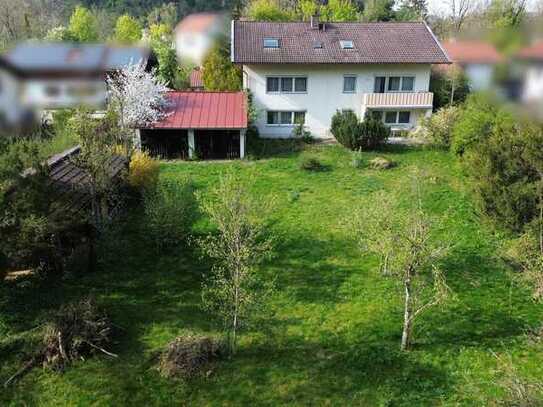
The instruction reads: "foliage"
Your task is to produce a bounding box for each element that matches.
[362,0,396,22]
[417,106,460,149]
[68,6,98,42]
[330,110,389,151]
[395,0,428,21]
[450,93,499,155]
[107,63,169,130]
[154,45,180,88]
[321,0,360,22]
[144,178,198,250]
[148,23,171,49]
[246,0,294,21]
[198,171,274,354]
[114,14,142,45]
[353,175,452,350]
[44,26,76,42]
[128,150,159,193]
[202,38,242,91]
[158,334,221,379]
[299,156,324,171]
[430,66,470,110]
[291,122,313,143]
[146,2,178,28]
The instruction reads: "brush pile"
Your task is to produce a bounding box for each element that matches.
[158,334,221,379]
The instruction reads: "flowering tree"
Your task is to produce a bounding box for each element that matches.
[106,63,170,131]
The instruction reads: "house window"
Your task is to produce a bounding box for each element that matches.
[263,38,279,48]
[343,76,357,93]
[340,40,354,49]
[266,77,279,92]
[266,76,307,93]
[267,111,306,125]
[401,76,415,91]
[388,77,401,92]
[374,77,386,93]
[382,111,411,125]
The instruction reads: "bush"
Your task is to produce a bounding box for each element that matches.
[451,93,500,155]
[330,109,359,150]
[330,110,389,151]
[158,334,221,379]
[417,106,460,149]
[300,156,324,171]
[291,122,314,144]
[128,150,160,192]
[144,178,198,250]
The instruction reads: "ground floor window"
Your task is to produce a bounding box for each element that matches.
[267,111,306,125]
[372,110,411,125]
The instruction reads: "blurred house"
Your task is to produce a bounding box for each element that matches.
[517,41,543,106]
[0,43,152,128]
[175,12,229,67]
[442,40,503,91]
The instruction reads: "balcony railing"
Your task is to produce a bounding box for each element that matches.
[363,92,434,108]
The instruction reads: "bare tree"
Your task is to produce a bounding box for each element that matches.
[354,174,452,351]
[449,0,473,32]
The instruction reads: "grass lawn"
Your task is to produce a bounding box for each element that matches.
[1,144,542,406]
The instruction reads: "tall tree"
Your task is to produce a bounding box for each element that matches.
[68,6,98,42]
[396,0,428,20]
[202,37,242,91]
[362,0,396,22]
[449,0,473,32]
[113,14,142,45]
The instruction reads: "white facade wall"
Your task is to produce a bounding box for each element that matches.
[21,79,107,110]
[0,68,23,125]
[522,64,543,104]
[464,63,495,91]
[244,63,432,139]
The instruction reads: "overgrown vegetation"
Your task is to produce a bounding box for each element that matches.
[330,110,389,151]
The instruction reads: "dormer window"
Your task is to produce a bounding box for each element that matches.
[263,38,279,48]
[340,40,354,49]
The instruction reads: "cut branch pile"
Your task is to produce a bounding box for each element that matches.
[4,297,116,387]
[158,334,221,380]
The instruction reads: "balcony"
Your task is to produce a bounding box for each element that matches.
[363,92,434,109]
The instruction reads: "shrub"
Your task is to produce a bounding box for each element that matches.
[291,122,314,144]
[451,93,499,155]
[330,109,359,150]
[128,150,160,192]
[300,156,324,171]
[158,334,221,379]
[417,106,460,149]
[144,178,198,250]
[330,110,389,151]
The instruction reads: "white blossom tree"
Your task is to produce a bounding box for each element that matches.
[106,63,170,149]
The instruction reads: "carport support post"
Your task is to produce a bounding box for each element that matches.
[240,129,246,159]
[188,129,195,159]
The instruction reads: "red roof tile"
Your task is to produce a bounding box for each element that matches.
[442,40,503,64]
[150,91,248,130]
[517,41,543,61]
[233,21,450,65]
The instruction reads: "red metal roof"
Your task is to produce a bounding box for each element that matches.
[442,40,503,64]
[517,41,543,61]
[150,91,248,130]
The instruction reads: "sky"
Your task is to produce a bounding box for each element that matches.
[426,0,540,16]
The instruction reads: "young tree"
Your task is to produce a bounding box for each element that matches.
[106,63,169,142]
[322,0,360,22]
[362,0,396,22]
[202,38,242,91]
[395,0,428,20]
[246,0,294,21]
[114,14,142,45]
[354,175,452,351]
[199,172,274,355]
[68,6,98,43]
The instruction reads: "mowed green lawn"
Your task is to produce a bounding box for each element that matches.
[2,144,542,406]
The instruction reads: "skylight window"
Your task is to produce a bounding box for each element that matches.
[263,38,279,48]
[313,40,323,49]
[340,40,354,49]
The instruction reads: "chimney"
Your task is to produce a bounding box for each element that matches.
[310,14,319,29]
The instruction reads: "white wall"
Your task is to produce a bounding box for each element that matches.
[523,64,543,104]
[0,68,23,125]
[21,79,107,110]
[464,64,494,91]
[244,63,432,139]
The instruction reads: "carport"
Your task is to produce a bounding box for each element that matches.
[139,91,248,160]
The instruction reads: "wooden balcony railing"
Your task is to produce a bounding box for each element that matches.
[363,92,434,108]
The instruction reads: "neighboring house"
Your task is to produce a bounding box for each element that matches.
[189,67,204,90]
[442,40,503,91]
[175,12,228,66]
[517,41,543,106]
[140,91,248,160]
[0,43,152,128]
[232,20,450,139]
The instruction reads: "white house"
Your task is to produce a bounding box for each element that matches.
[232,19,450,139]
[0,43,152,128]
[517,41,543,108]
[175,13,229,67]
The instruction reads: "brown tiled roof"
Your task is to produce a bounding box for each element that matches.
[443,40,503,64]
[232,21,450,65]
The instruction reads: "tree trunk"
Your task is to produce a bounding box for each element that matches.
[401,277,413,351]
